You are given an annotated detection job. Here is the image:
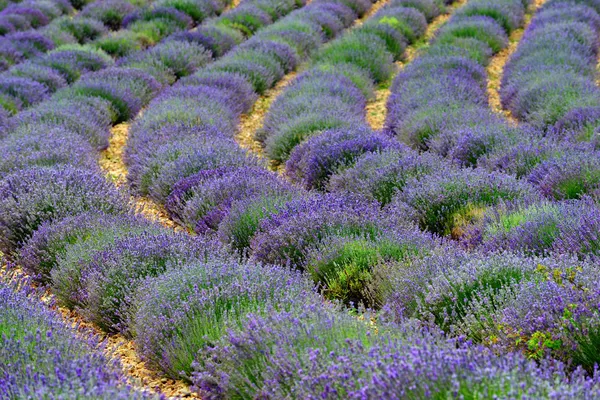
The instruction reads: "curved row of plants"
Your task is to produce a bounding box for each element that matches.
[256,0,450,168]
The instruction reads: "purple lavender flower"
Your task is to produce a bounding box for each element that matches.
[285,126,400,190]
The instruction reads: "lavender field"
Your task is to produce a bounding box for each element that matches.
[2,0,600,398]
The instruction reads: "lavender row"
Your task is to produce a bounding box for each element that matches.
[501,0,600,133]
[259,0,449,190]
[0,280,157,398]
[0,0,142,72]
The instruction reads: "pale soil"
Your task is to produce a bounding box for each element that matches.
[365,0,468,130]
[236,71,298,163]
[99,123,182,231]
[487,0,546,123]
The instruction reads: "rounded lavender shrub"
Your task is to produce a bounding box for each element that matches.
[314,31,394,83]
[127,135,260,203]
[35,44,113,83]
[0,283,153,399]
[327,147,443,205]
[454,0,526,33]
[250,193,401,268]
[371,6,428,44]
[9,62,67,92]
[120,40,212,80]
[192,296,600,399]
[16,94,114,150]
[435,15,509,53]
[125,87,237,140]
[549,106,600,145]
[0,125,97,179]
[359,21,407,60]
[0,75,49,108]
[53,16,108,44]
[51,218,166,310]
[416,252,600,369]
[285,127,400,190]
[4,30,54,57]
[0,167,129,254]
[191,303,376,398]
[208,50,282,94]
[427,119,525,167]
[166,166,292,233]
[527,147,600,200]
[18,213,149,282]
[129,258,316,379]
[392,168,539,237]
[180,70,257,114]
[425,36,494,65]
[304,227,438,307]
[466,198,600,258]
[477,136,560,178]
[64,67,161,122]
[174,24,243,57]
[79,233,226,332]
[217,191,301,253]
[389,0,442,21]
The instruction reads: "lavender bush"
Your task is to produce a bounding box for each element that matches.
[0,166,129,255]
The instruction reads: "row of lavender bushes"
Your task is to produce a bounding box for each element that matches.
[0,0,81,37]
[501,0,600,132]
[0,279,158,398]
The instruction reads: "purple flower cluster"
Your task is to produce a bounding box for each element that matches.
[285,126,401,190]
[328,146,444,204]
[0,281,157,398]
[250,193,403,268]
[0,166,129,254]
[0,0,72,38]
[501,0,600,131]
[165,166,295,233]
[466,198,600,258]
[192,300,600,399]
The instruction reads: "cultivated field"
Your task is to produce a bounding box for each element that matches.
[1,0,600,398]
